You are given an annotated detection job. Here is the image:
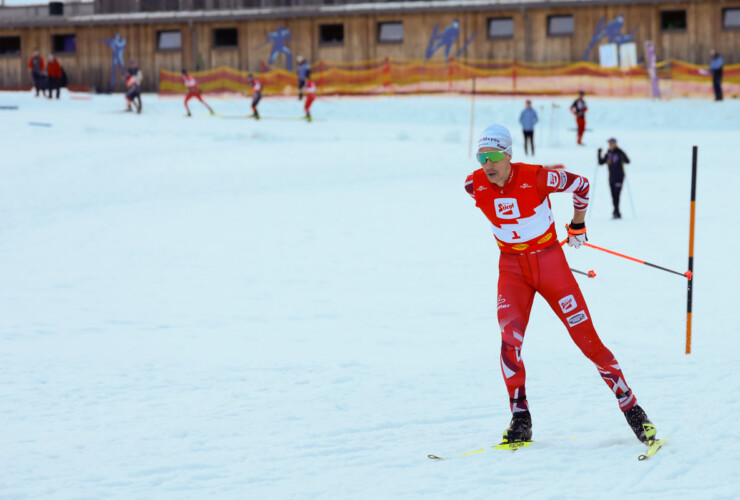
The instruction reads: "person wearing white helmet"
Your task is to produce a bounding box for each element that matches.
[464,123,657,449]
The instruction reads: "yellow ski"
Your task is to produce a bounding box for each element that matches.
[638,438,668,461]
[428,441,533,460]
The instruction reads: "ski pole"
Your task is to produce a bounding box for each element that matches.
[559,239,596,278]
[583,242,691,279]
[589,165,599,218]
[571,268,597,278]
[625,176,636,218]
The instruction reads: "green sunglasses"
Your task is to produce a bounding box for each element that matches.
[476,151,507,164]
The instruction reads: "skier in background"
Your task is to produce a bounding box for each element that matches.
[570,90,588,145]
[465,123,657,447]
[303,77,316,122]
[708,50,724,101]
[598,138,630,219]
[46,54,63,99]
[182,69,215,117]
[124,71,142,113]
[28,48,46,97]
[519,100,538,156]
[247,74,262,120]
[296,55,311,100]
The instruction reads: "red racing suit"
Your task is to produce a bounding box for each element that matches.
[465,163,637,414]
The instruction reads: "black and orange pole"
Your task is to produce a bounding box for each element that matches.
[686,146,698,354]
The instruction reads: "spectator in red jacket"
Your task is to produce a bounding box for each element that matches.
[28,48,46,97]
[46,54,63,99]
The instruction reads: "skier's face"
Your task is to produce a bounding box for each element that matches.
[478,147,511,186]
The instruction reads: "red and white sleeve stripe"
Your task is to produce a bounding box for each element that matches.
[560,173,590,211]
[538,168,590,211]
[465,174,475,199]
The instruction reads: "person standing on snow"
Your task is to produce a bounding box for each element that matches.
[247,73,262,120]
[519,100,538,156]
[124,72,142,113]
[28,48,46,97]
[464,123,657,447]
[296,55,311,101]
[598,137,630,219]
[46,54,63,99]
[182,69,215,117]
[303,77,316,122]
[570,90,588,145]
[708,50,724,101]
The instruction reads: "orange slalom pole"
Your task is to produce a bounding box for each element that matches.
[583,242,691,279]
[686,146,698,354]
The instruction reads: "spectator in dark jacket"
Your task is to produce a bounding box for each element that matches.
[28,48,46,97]
[46,54,63,99]
[598,138,630,219]
[709,50,724,101]
[296,55,311,100]
[519,100,538,155]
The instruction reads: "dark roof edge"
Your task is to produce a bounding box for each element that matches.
[0,0,698,29]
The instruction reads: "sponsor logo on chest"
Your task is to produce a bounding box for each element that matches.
[495,198,521,219]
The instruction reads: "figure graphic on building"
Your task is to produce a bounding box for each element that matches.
[103,33,127,89]
[425,19,460,60]
[583,15,637,62]
[265,26,293,71]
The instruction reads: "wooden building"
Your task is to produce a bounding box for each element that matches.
[1,0,738,91]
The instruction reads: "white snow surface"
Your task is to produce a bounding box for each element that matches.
[1,90,739,499]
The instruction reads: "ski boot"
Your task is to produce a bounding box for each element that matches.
[501,410,533,443]
[624,404,656,444]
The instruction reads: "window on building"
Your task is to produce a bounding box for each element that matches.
[660,10,687,31]
[547,15,574,36]
[723,8,740,29]
[52,34,76,53]
[213,28,238,48]
[378,22,403,43]
[0,36,21,56]
[319,24,344,46]
[157,30,182,50]
[487,17,514,39]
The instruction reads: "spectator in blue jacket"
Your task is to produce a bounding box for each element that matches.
[709,50,723,101]
[296,55,311,101]
[519,100,539,155]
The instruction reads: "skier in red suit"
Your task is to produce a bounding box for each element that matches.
[303,78,316,122]
[182,69,215,117]
[570,90,588,145]
[465,123,657,446]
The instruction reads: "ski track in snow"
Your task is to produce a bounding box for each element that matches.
[1,91,739,499]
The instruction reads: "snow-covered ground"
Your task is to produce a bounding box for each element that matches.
[1,90,738,499]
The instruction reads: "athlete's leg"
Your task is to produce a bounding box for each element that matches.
[576,118,586,144]
[184,93,194,114]
[498,255,537,413]
[537,244,637,412]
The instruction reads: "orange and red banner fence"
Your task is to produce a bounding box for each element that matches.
[159,57,740,98]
